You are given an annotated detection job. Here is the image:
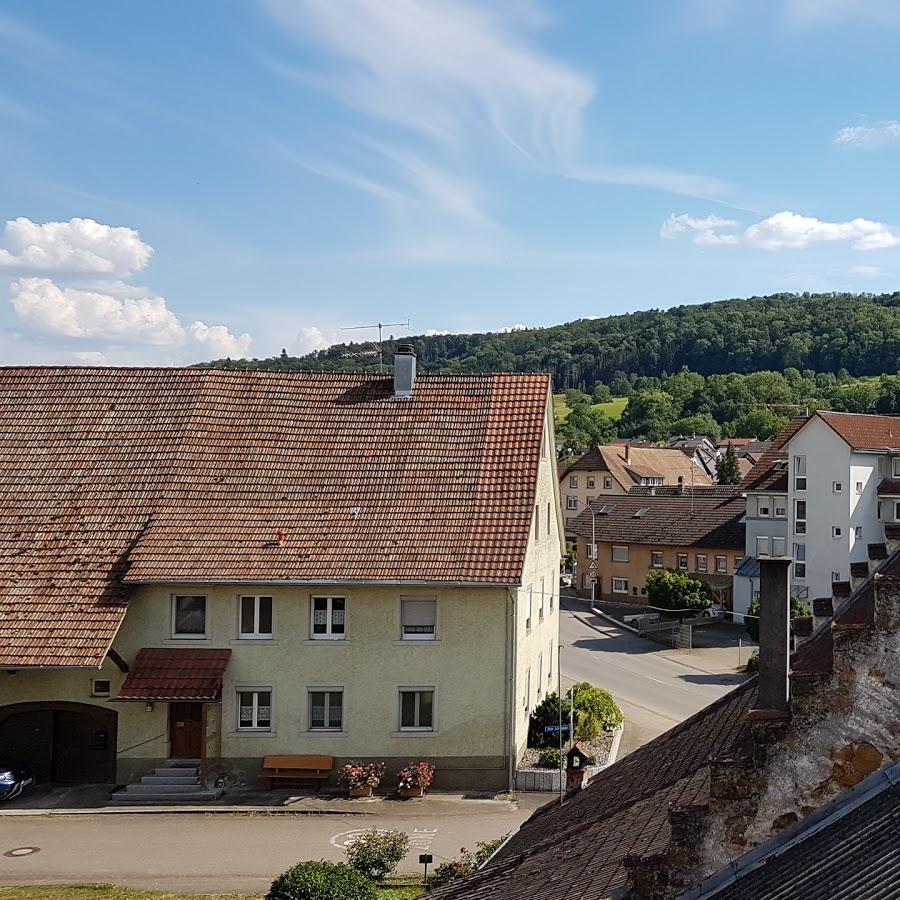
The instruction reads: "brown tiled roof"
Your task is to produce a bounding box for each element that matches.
[816,410,900,451]
[0,367,550,667]
[741,418,807,491]
[878,479,900,495]
[428,682,757,900]
[562,444,713,489]
[568,486,745,550]
[115,648,232,701]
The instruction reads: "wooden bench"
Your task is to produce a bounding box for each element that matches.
[262,755,334,791]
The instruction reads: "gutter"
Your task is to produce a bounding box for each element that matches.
[506,585,518,793]
[123,578,517,588]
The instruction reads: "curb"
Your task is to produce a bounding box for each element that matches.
[589,606,641,634]
[0,805,373,817]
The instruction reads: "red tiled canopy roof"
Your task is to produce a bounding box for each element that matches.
[816,410,900,450]
[115,648,232,701]
[0,367,551,667]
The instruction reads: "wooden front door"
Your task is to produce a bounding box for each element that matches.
[169,702,203,759]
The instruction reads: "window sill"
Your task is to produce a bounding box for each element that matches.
[392,640,442,647]
[302,639,351,646]
[391,730,439,738]
[231,638,278,645]
[307,730,348,737]
[227,730,277,738]
[163,637,209,645]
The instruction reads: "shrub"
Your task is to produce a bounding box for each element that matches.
[398,761,435,790]
[428,836,509,889]
[528,684,623,749]
[646,569,712,613]
[337,762,386,790]
[345,828,409,881]
[745,596,813,644]
[537,747,562,769]
[267,860,376,900]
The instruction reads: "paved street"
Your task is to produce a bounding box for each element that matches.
[0,796,544,893]
[559,596,748,756]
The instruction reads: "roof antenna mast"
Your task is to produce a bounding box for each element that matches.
[340,320,411,373]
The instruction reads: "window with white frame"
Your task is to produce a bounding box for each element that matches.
[91,678,111,697]
[895,501,900,521]
[548,639,553,682]
[239,595,273,639]
[772,537,786,556]
[237,689,272,731]
[586,542,597,559]
[526,586,533,631]
[832,526,842,538]
[893,458,900,477]
[311,596,346,639]
[308,689,343,731]
[677,552,689,569]
[833,481,843,493]
[534,504,540,541]
[569,475,578,488]
[539,576,545,621]
[536,653,543,697]
[774,498,787,518]
[696,554,708,572]
[756,536,771,557]
[854,526,862,539]
[546,502,551,535]
[524,669,531,714]
[549,574,554,611]
[794,543,806,579]
[794,500,807,534]
[832,571,841,582]
[758,496,771,517]
[715,555,727,573]
[587,477,595,489]
[173,595,206,638]
[651,550,663,568]
[603,476,613,490]
[856,481,864,494]
[401,598,436,640]
[400,688,434,731]
[794,455,807,491]
[612,577,628,594]
[612,545,629,562]
[567,496,578,510]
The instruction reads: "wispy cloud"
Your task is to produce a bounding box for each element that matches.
[785,0,900,27]
[834,120,900,149]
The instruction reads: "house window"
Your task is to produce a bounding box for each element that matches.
[569,475,578,488]
[794,543,806,579]
[856,481,864,494]
[612,545,629,562]
[91,679,111,697]
[401,598,436,640]
[895,501,900,522]
[308,689,343,731]
[603,477,613,490]
[612,577,628,594]
[715,555,727,573]
[539,576,545,622]
[239,595,273,639]
[794,500,807,535]
[832,572,841,582]
[400,688,434,731]
[794,455,807,491]
[567,496,579,511]
[832,481,843,493]
[548,640,553,682]
[877,501,882,519]
[238,689,272,731]
[526,586,533,631]
[587,477,595,489]
[524,669,531,714]
[173,595,206,638]
[546,502,551,535]
[774,498,787,518]
[677,553,689,570]
[534,504,540,541]
[696,554,708,572]
[854,526,863,540]
[893,458,900,477]
[756,536,771,558]
[832,526,842,538]
[651,551,663,568]
[586,542,597,560]
[772,537,786,556]
[758,496,771,517]
[311,596,346,639]
[537,653,543,698]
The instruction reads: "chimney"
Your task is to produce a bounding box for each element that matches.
[624,443,631,464]
[393,344,416,398]
[756,557,792,715]
[677,475,684,495]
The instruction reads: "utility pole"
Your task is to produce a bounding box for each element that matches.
[340,320,411,372]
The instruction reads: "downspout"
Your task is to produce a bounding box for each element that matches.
[506,585,518,792]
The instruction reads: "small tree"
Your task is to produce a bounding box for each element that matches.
[717,443,742,484]
[267,861,376,900]
[745,596,813,644]
[528,684,623,749]
[345,828,409,882]
[646,569,713,613]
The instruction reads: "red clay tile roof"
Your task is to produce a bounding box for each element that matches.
[563,444,713,489]
[115,648,232,701]
[742,418,807,492]
[0,367,551,667]
[816,410,900,451]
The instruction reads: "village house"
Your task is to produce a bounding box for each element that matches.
[568,486,745,607]
[560,443,714,533]
[0,350,562,793]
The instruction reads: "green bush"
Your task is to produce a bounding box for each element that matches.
[537,747,562,768]
[428,836,509,889]
[345,828,409,881]
[745,597,813,644]
[646,569,712,613]
[528,683,622,749]
[267,860,376,900]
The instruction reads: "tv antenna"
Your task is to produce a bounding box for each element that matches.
[340,319,410,372]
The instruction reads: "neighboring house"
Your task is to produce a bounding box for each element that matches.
[568,486,745,605]
[668,435,719,479]
[561,444,714,532]
[720,437,771,480]
[428,541,900,900]
[0,352,562,791]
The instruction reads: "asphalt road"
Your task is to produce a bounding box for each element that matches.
[558,596,747,756]
[0,798,542,893]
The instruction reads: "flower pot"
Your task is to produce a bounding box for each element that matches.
[349,786,374,797]
[399,786,425,798]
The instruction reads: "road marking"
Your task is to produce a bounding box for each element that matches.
[330,827,439,851]
[4,847,40,858]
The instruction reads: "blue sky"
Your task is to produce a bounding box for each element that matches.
[2,0,900,364]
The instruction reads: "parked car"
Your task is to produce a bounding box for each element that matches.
[623,612,660,629]
[0,759,33,801]
[702,603,725,619]
[559,573,573,587]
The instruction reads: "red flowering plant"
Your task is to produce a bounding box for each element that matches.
[397,761,435,790]
[337,761,386,790]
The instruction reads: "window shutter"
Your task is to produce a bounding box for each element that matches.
[402,599,436,628]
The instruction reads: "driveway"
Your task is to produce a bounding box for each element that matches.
[0,795,547,893]
[559,595,748,756]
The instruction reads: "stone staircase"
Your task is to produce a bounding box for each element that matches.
[111,761,223,804]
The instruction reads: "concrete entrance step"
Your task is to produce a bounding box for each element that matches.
[140,775,200,786]
[110,789,223,803]
[151,767,199,778]
[122,783,204,794]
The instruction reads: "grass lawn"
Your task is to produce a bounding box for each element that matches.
[553,394,627,424]
[0,886,423,900]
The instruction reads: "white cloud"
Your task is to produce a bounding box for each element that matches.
[424,328,450,336]
[292,325,330,355]
[662,209,900,252]
[850,264,882,277]
[498,323,528,333]
[187,321,252,359]
[834,121,900,149]
[73,350,109,365]
[0,217,153,275]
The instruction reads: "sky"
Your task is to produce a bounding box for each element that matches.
[2,0,900,365]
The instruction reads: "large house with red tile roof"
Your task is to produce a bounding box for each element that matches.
[0,350,562,791]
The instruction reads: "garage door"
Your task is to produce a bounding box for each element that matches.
[0,702,117,783]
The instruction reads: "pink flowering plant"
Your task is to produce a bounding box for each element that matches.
[337,761,386,790]
[397,760,435,790]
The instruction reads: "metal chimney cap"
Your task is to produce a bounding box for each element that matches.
[395,343,415,355]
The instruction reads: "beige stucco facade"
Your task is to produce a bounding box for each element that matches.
[1,396,562,792]
[561,469,626,531]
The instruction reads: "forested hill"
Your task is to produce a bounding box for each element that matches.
[200,291,900,389]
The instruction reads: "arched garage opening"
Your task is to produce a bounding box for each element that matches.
[0,701,117,783]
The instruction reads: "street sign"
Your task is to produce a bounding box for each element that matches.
[419,854,433,864]
[543,724,571,733]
